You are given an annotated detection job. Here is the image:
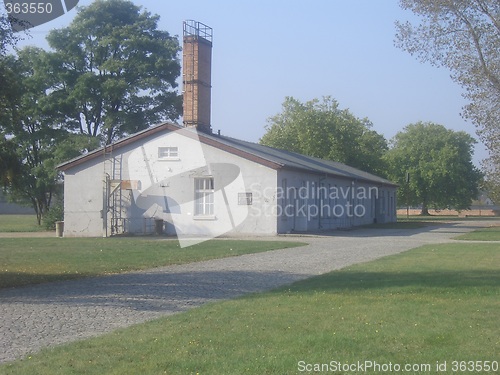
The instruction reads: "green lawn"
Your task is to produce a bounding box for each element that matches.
[0,215,46,232]
[1,241,498,374]
[0,238,306,289]
[455,225,500,241]
[398,214,500,222]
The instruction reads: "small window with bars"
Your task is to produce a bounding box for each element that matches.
[195,177,214,216]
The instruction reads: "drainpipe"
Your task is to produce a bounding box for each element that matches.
[102,173,110,237]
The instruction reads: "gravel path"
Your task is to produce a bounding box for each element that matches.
[0,231,55,238]
[0,221,493,363]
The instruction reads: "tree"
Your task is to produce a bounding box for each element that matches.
[0,47,99,224]
[0,12,24,117]
[1,13,16,56]
[0,16,23,199]
[45,0,182,145]
[385,122,482,215]
[260,96,388,175]
[482,155,500,204]
[395,0,500,203]
[0,135,21,188]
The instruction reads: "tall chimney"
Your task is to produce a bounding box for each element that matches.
[182,20,213,133]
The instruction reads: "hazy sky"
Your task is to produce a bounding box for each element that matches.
[15,0,488,165]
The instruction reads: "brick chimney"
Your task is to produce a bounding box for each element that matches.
[182,20,213,134]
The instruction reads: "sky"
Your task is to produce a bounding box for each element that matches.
[13,0,488,166]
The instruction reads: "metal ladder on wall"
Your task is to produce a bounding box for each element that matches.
[104,144,125,236]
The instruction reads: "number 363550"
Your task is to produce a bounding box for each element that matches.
[5,2,53,14]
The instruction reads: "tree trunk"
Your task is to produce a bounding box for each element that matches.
[33,197,48,225]
[34,200,42,225]
[420,201,430,216]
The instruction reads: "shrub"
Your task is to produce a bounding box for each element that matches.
[43,202,64,230]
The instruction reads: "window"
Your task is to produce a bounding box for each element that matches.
[195,178,214,216]
[158,147,179,160]
[238,193,253,205]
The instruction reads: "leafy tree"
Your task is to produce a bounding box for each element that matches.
[0,13,16,56]
[0,47,99,224]
[45,0,182,145]
[260,96,388,175]
[0,12,24,118]
[0,9,30,55]
[481,155,500,204]
[385,122,482,215]
[0,134,21,188]
[0,24,23,195]
[395,0,500,205]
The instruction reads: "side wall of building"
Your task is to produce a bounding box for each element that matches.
[276,170,397,233]
[63,129,397,237]
[63,158,106,237]
[0,191,35,214]
[63,130,279,237]
[122,130,279,236]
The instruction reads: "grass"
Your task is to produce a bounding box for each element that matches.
[0,238,306,289]
[0,215,46,232]
[455,225,500,241]
[398,214,500,222]
[1,241,498,374]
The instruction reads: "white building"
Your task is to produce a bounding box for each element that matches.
[57,21,397,242]
[57,122,397,241]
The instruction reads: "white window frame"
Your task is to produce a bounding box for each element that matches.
[158,146,179,160]
[194,177,215,217]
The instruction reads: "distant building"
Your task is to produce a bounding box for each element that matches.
[0,191,34,215]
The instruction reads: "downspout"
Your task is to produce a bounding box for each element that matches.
[103,172,109,238]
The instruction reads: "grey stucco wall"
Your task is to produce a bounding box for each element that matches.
[276,170,397,233]
[62,129,396,238]
[62,130,279,237]
[63,158,105,237]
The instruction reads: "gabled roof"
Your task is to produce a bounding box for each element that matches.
[211,135,396,186]
[57,122,396,187]
[56,123,283,171]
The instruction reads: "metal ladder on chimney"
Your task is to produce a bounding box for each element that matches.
[104,144,125,236]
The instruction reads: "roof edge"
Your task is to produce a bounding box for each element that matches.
[57,123,176,172]
[57,123,285,172]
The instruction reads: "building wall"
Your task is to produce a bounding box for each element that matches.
[62,129,397,237]
[63,158,106,237]
[276,170,397,233]
[123,130,279,237]
[0,191,35,214]
[63,130,279,237]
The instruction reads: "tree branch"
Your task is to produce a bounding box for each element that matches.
[454,5,500,93]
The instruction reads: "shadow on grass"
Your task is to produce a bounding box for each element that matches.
[0,272,93,290]
[1,267,498,313]
[282,269,500,294]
